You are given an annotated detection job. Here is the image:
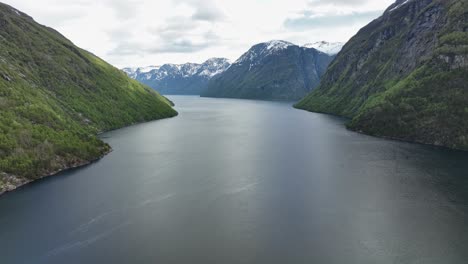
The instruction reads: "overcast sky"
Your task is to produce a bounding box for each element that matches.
[4,0,395,67]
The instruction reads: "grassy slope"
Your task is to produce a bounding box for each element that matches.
[296,0,468,150]
[0,3,177,190]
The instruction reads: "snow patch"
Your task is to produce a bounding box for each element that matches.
[139,66,160,73]
[11,8,21,16]
[265,40,294,52]
[389,0,412,12]
[303,41,344,55]
[122,58,231,81]
[236,40,296,65]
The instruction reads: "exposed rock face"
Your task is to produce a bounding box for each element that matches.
[202,40,335,101]
[0,173,29,195]
[296,0,468,150]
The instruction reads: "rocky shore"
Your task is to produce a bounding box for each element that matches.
[0,148,112,196]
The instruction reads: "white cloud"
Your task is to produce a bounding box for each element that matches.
[2,0,396,67]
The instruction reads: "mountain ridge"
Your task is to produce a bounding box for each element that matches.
[201,40,335,101]
[123,58,231,95]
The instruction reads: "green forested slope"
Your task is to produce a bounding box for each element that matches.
[296,0,468,150]
[0,3,177,192]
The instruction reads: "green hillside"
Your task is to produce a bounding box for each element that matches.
[0,3,177,192]
[296,0,468,150]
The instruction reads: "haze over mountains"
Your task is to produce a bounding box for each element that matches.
[124,41,341,100]
[122,58,231,95]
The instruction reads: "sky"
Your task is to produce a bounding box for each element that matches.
[4,0,395,68]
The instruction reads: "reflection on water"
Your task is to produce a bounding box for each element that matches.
[1,96,468,264]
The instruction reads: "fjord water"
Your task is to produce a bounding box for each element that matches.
[1,96,468,264]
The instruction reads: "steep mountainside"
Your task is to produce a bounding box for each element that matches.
[296,0,468,150]
[201,40,335,101]
[0,3,177,194]
[123,58,231,95]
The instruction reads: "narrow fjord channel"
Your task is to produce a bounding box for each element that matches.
[1,96,468,264]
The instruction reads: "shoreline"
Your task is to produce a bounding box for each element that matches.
[294,106,468,153]
[0,112,179,197]
[0,148,113,197]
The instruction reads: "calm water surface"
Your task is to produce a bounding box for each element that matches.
[1,96,468,264]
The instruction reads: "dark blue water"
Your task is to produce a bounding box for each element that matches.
[1,96,468,264]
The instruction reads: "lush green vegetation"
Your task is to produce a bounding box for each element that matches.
[296,0,468,150]
[0,3,177,189]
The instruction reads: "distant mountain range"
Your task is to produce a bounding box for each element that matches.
[296,0,468,150]
[123,58,231,95]
[123,41,342,99]
[201,40,336,101]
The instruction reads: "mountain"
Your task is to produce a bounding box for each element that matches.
[296,0,468,150]
[303,41,344,55]
[201,40,335,101]
[0,3,177,194]
[123,58,231,95]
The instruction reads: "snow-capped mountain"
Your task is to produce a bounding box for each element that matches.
[303,41,344,55]
[202,40,335,100]
[122,58,231,95]
[235,40,296,70]
[122,66,160,79]
[236,40,294,63]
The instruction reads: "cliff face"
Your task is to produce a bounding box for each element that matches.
[0,3,177,194]
[202,41,334,101]
[296,0,468,150]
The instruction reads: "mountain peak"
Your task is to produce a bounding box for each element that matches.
[303,41,344,55]
[236,40,297,64]
[199,58,231,77]
[204,40,335,101]
[261,40,295,51]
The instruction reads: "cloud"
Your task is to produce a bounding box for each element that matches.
[108,18,222,56]
[284,10,382,30]
[308,0,370,5]
[283,0,389,31]
[174,0,225,22]
[106,0,141,20]
[108,0,225,57]
[3,0,395,67]
[109,37,219,56]
[192,6,224,21]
